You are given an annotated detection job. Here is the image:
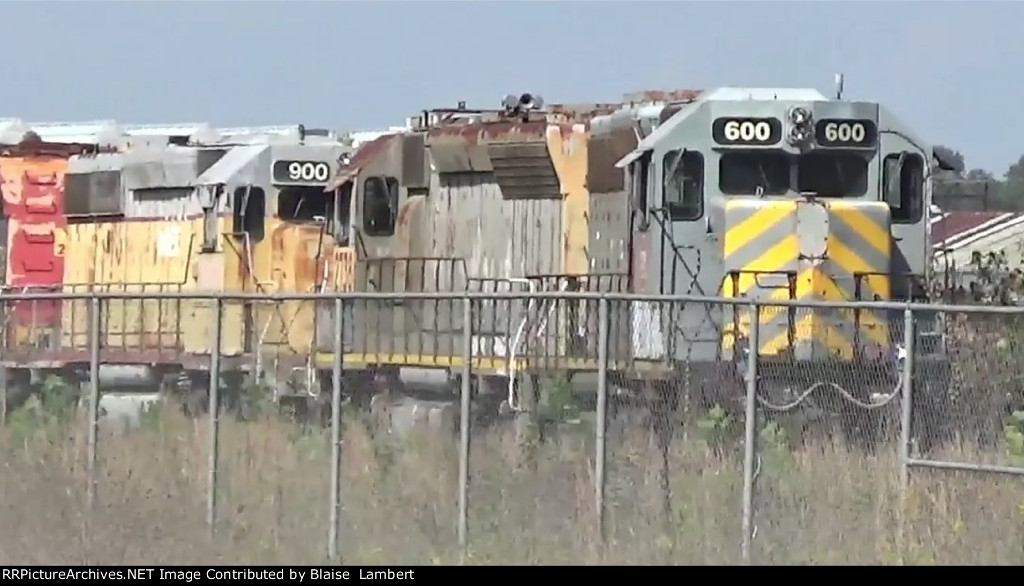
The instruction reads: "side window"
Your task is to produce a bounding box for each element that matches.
[631,153,651,231]
[334,181,353,245]
[201,185,222,253]
[363,175,399,237]
[662,150,704,221]
[884,153,924,224]
[232,186,266,242]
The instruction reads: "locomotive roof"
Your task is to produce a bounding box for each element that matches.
[615,86,835,168]
[196,144,267,189]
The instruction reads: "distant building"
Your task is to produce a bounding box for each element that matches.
[931,208,1024,280]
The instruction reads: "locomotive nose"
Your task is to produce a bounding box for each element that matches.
[722,199,892,361]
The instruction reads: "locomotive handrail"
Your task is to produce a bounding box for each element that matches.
[1,289,1022,314]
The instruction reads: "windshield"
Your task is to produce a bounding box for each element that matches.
[277,186,333,223]
[718,151,870,197]
[797,153,868,197]
[718,152,789,195]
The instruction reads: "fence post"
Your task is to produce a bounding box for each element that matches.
[0,365,7,427]
[899,307,915,491]
[206,298,223,538]
[594,297,609,547]
[328,297,344,561]
[740,301,759,565]
[458,296,472,564]
[86,296,101,513]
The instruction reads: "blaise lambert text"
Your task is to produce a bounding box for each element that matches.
[308,568,414,580]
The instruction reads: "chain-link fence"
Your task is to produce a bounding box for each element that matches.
[0,291,1022,565]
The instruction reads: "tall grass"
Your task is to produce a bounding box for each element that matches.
[0,397,1021,565]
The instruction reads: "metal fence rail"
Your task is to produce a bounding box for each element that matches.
[0,290,1022,565]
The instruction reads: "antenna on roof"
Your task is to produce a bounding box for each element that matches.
[834,73,845,100]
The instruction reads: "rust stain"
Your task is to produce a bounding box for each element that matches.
[0,142,106,158]
[620,88,704,104]
[326,133,399,191]
[335,93,706,179]
[396,200,416,228]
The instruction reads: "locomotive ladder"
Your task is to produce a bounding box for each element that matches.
[650,208,718,363]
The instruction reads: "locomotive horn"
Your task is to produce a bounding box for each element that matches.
[518,93,544,110]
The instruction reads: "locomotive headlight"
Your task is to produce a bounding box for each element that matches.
[788,106,811,125]
[787,125,810,146]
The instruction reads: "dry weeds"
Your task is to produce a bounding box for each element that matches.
[0,400,1022,566]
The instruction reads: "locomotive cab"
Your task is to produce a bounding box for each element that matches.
[188,133,350,381]
[615,87,935,370]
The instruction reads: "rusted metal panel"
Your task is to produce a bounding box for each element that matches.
[588,127,637,195]
[621,88,703,105]
[401,133,429,188]
[326,134,398,191]
[429,140,493,173]
[428,171,563,279]
[486,141,560,200]
[588,192,631,274]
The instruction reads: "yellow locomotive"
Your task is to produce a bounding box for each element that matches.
[2,124,351,413]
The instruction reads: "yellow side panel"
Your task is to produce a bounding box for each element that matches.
[228,219,331,357]
[61,217,243,357]
[546,124,590,276]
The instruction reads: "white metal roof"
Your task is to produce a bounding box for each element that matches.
[196,144,268,187]
[121,123,212,137]
[703,87,829,101]
[25,120,124,146]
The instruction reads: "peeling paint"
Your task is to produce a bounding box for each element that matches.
[545,125,589,275]
[0,155,70,346]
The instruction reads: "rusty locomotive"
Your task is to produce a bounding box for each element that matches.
[0,87,955,443]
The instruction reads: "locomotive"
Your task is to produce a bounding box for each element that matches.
[0,86,954,445]
[0,123,353,418]
[315,85,953,442]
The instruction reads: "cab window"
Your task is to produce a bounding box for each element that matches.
[797,153,868,197]
[363,175,399,237]
[883,153,924,224]
[278,186,332,223]
[232,186,265,242]
[662,150,704,220]
[719,152,789,195]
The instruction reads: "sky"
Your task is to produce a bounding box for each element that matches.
[0,1,1016,175]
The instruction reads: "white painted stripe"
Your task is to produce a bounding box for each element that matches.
[936,213,1016,249]
[942,215,1024,252]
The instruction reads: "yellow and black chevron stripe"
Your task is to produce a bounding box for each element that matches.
[721,199,892,360]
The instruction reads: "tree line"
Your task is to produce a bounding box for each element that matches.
[933,146,1024,211]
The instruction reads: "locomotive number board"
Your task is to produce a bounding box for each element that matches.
[712,117,783,146]
[272,160,333,184]
[814,119,878,148]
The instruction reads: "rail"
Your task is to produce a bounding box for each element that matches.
[2,290,1023,314]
